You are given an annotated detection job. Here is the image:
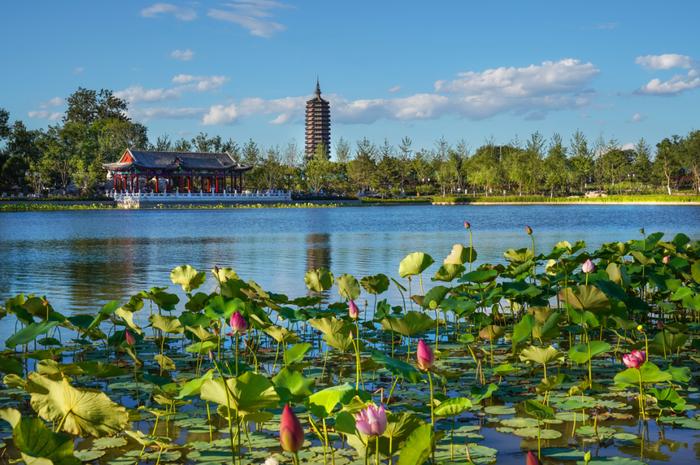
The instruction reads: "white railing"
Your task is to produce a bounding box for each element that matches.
[107,190,292,203]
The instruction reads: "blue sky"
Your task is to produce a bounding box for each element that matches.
[1,1,699,155]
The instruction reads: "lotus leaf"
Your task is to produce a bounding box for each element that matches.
[26,373,128,437]
[200,371,280,416]
[399,252,434,278]
[170,265,206,292]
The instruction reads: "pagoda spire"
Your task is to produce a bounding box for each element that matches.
[315,77,321,97]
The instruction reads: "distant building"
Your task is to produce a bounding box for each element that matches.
[305,79,331,160]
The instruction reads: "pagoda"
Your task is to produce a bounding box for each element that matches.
[304,79,331,160]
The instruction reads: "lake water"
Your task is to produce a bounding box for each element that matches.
[1,205,699,325]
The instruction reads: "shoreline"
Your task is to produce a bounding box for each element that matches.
[2,198,700,211]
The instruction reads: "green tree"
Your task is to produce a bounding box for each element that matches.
[684,131,700,194]
[543,133,570,196]
[569,130,593,192]
[654,136,684,195]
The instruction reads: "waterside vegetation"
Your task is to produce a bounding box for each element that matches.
[0,227,698,464]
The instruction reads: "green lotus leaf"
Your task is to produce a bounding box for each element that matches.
[520,345,563,366]
[360,273,390,295]
[421,285,450,309]
[170,265,206,292]
[6,321,59,348]
[150,314,184,334]
[304,268,334,292]
[559,285,610,313]
[613,362,672,387]
[434,397,473,417]
[336,273,361,300]
[26,373,129,437]
[568,341,611,364]
[399,252,434,278]
[283,342,312,366]
[370,350,422,383]
[479,324,505,341]
[522,399,555,420]
[648,387,687,412]
[308,383,355,418]
[272,367,315,402]
[12,415,81,465]
[397,423,433,465]
[432,263,465,282]
[308,317,354,352]
[114,307,142,335]
[200,371,280,416]
[380,311,434,337]
[177,370,214,399]
[459,268,498,283]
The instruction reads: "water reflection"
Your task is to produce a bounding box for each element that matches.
[306,233,331,272]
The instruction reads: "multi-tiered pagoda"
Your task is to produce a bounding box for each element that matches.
[305,79,331,160]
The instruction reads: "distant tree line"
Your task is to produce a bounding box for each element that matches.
[1,87,699,197]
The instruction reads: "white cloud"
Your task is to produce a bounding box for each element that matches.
[171,74,227,91]
[115,85,181,103]
[208,0,290,38]
[631,112,646,123]
[73,66,84,75]
[170,49,194,61]
[115,74,228,104]
[28,110,62,121]
[203,104,239,125]
[388,85,401,93]
[638,70,700,95]
[141,3,197,21]
[635,53,693,70]
[621,142,636,151]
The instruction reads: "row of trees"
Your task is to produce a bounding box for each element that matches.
[1,87,699,197]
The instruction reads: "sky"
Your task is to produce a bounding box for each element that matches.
[1,0,699,156]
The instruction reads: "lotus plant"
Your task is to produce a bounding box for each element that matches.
[348,299,363,390]
[582,259,595,285]
[622,349,648,420]
[417,339,436,431]
[230,311,247,375]
[355,403,387,465]
[280,404,304,465]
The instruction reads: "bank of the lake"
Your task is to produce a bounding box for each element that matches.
[3,193,700,211]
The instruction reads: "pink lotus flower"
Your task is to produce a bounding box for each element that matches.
[355,403,387,437]
[464,221,471,229]
[582,259,595,274]
[125,329,136,346]
[662,255,670,265]
[229,311,248,335]
[279,404,304,452]
[622,350,646,369]
[416,339,434,371]
[348,300,359,320]
[526,451,541,465]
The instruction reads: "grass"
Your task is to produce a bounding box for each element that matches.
[360,196,433,204]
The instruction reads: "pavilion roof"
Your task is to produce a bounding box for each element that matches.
[103,149,251,172]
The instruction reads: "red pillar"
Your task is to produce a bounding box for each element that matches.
[155,176,159,193]
[215,177,219,193]
[187,176,191,192]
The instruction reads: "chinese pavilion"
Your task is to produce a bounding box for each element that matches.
[103,149,251,194]
[304,78,331,160]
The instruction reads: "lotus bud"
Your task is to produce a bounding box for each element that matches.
[622,350,646,369]
[229,311,248,335]
[125,329,136,346]
[464,221,471,229]
[662,255,670,265]
[354,403,387,437]
[582,259,595,274]
[636,324,644,332]
[348,300,359,320]
[416,339,434,371]
[526,451,541,465]
[525,225,533,235]
[279,404,304,453]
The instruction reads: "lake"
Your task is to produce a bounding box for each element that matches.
[1,204,699,325]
